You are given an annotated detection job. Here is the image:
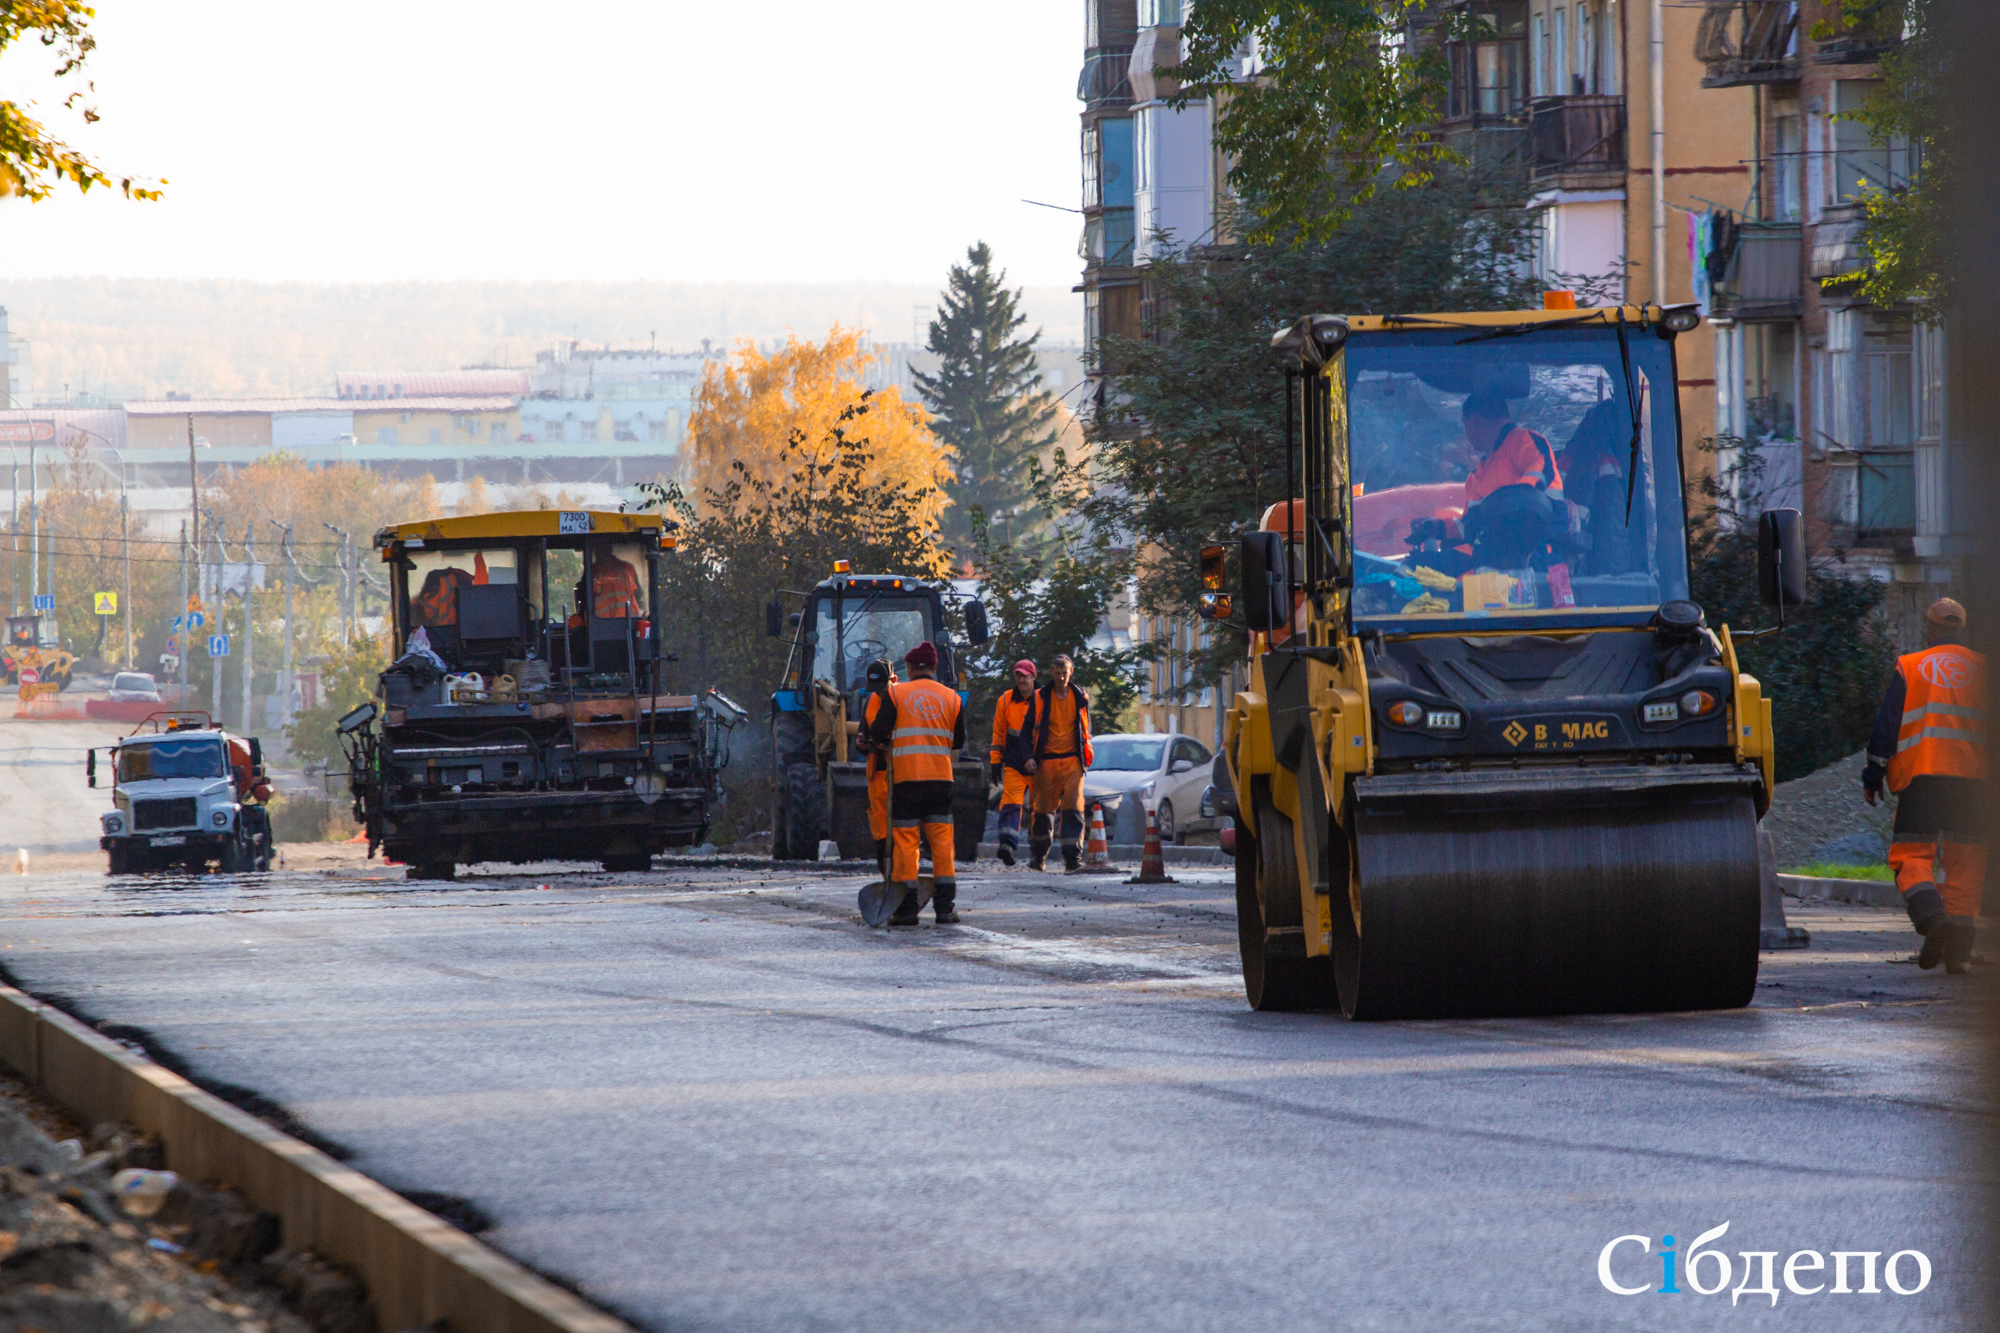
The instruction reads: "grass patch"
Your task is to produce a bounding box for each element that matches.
[1784,862,1895,882]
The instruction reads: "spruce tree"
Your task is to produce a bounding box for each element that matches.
[912,242,1058,558]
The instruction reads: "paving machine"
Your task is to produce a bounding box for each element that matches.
[766,564,990,862]
[1205,304,1806,1019]
[343,510,734,879]
[4,612,75,692]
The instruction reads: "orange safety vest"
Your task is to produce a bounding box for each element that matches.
[593,559,643,619]
[1886,644,1987,791]
[991,691,1033,770]
[887,677,961,784]
[863,690,890,779]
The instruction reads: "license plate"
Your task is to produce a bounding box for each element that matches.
[149,835,186,847]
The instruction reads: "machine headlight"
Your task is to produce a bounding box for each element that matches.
[1425,710,1463,733]
[102,813,123,834]
[1644,701,1679,723]
[1388,701,1424,727]
[212,810,230,828]
[1680,689,1718,716]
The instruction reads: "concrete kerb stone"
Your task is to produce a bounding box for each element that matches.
[976,842,1226,867]
[0,983,633,1333]
[1776,873,1904,910]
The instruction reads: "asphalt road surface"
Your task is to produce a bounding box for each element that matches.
[1,715,115,857]
[0,842,1988,1333]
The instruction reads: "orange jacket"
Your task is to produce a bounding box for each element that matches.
[593,559,644,619]
[990,690,1034,772]
[1466,425,1563,506]
[879,677,963,785]
[1026,683,1094,767]
[1883,644,1987,790]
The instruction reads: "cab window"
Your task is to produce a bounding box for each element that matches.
[118,739,225,782]
[403,549,520,630]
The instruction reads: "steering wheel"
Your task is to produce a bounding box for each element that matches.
[845,638,889,672]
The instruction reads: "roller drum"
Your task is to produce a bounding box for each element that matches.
[1339,786,1762,1020]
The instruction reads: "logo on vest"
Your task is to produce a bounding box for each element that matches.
[1918,653,1975,690]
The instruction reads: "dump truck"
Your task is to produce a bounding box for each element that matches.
[90,711,275,874]
[343,510,734,879]
[1206,304,1805,1019]
[4,612,75,692]
[765,564,990,862]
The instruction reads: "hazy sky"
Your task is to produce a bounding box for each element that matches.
[0,1,1087,288]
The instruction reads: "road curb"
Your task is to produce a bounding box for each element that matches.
[0,983,632,1333]
[975,842,1226,866]
[1777,873,1903,909]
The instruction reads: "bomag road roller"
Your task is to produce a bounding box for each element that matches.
[1203,304,1807,1020]
[343,509,733,879]
[765,563,991,862]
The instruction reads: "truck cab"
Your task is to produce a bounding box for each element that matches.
[95,713,274,875]
[766,568,989,862]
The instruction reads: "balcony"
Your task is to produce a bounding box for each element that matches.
[1694,1,1800,88]
[1078,49,1135,108]
[1529,96,1625,183]
[1714,222,1802,316]
[1828,452,1916,544]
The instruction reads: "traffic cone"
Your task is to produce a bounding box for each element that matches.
[1075,803,1119,874]
[1126,807,1176,885]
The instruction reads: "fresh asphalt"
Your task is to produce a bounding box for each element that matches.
[0,847,1988,1331]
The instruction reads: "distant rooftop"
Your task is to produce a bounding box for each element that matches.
[126,395,519,416]
[335,369,531,400]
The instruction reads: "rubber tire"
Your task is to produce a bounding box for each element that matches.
[602,853,652,873]
[408,861,457,881]
[1234,804,1337,1012]
[218,837,252,874]
[1157,800,1177,844]
[776,763,825,861]
[106,847,148,876]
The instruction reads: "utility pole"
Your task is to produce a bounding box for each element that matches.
[121,492,132,669]
[176,521,189,699]
[9,445,16,615]
[241,522,255,733]
[186,412,200,598]
[27,432,36,608]
[324,524,351,641]
[270,520,295,724]
[210,518,225,723]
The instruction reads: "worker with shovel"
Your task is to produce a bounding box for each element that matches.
[858,642,966,927]
[857,658,897,880]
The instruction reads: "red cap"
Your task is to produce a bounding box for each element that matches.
[904,641,939,668]
[1012,659,1037,677]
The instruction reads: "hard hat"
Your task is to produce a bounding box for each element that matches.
[904,641,939,668]
[1926,597,1967,627]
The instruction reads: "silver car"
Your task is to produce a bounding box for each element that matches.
[1082,732,1215,845]
[107,672,163,703]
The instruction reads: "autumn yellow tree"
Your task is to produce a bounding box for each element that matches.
[686,326,954,531]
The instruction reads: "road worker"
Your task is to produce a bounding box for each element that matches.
[989,659,1038,866]
[1864,597,1987,973]
[858,657,898,879]
[1406,391,1567,574]
[1024,653,1093,873]
[863,641,966,925]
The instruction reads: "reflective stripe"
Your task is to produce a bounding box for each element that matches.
[893,727,955,740]
[1904,702,1985,721]
[896,744,955,756]
[1896,726,1986,753]
[891,818,922,829]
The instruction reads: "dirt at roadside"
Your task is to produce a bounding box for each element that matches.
[1763,750,1897,869]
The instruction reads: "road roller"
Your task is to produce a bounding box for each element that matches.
[1204,304,1806,1019]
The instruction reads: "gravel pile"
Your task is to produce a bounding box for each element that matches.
[0,1076,373,1333]
[1762,750,1897,870]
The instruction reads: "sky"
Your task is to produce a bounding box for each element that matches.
[0,1,1089,289]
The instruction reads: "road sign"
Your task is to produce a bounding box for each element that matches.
[208,635,230,658]
[186,612,205,629]
[94,592,118,616]
[31,594,53,612]
[18,667,37,686]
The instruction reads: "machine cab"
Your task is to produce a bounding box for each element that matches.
[7,614,57,652]
[771,572,986,717]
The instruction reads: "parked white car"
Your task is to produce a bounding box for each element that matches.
[107,672,163,703]
[1082,732,1215,844]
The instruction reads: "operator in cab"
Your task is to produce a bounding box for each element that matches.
[1407,390,1566,575]
[1864,598,1987,973]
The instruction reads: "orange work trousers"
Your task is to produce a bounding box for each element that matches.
[996,767,1030,848]
[867,763,889,841]
[1890,839,1986,919]
[892,818,954,884]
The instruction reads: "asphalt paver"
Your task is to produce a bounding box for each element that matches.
[0,852,1988,1332]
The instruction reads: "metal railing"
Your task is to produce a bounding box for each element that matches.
[1694,1,1800,87]
[1529,95,1626,178]
[1078,49,1134,107]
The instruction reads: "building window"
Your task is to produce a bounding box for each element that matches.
[1914,320,1945,444]
[1772,98,1802,221]
[1745,322,1798,442]
[1553,6,1568,93]
[376,427,397,445]
[429,428,443,445]
[490,421,506,444]
[1447,3,1528,119]
[1828,80,1912,208]
[580,418,599,445]
[1861,312,1913,451]
[1531,15,1546,95]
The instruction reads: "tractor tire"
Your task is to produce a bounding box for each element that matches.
[407,860,457,881]
[776,762,825,861]
[602,853,652,873]
[1233,795,1337,1013]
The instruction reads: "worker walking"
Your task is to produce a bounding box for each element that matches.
[1864,597,1987,973]
[989,659,1038,866]
[1025,653,1094,873]
[858,658,897,880]
[865,641,966,925]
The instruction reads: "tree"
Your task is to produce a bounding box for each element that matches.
[0,3,159,200]
[638,397,952,841]
[911,243,1060,558]
[1085,162,1543,659]
[1169,0,1473,244]
[686,327,952,533]
[282,632,389,769]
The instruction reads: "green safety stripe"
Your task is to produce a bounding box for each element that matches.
[1903,702,1985,723]
[1896,725,1987,753]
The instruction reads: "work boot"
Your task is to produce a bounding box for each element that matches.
[888,894,923,927]
[932,881,959,924]
[1943,916,1978,975]
[1028,838,1050,872]
[1062,844,1081,873]
[1915,914,1951,970]
[997,841,1016,867]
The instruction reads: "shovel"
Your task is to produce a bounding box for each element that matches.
[858,875,935,928]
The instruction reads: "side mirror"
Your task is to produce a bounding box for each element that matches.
[336,701,379,735]
[1169,758,1193,775]
[248,737,263,768]
[964,599,990,646]
[1240,531,1286,633]
[765,600,782,638]
[1757,508,1806,609]
[86,748,96,788]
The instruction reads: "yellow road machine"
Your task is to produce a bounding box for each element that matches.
[1207,305,1806,1019]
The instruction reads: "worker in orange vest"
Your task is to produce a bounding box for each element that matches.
[863,641,966,925]
[989,659,1037,866]
[1864,598,1987,973]
[1024,653,1094,872]
[857,658,898,879]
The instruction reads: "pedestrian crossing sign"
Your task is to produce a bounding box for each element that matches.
[94,592,117,615]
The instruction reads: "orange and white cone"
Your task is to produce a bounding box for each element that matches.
[1081,803,1112,871]
[1126,806,1176,884]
